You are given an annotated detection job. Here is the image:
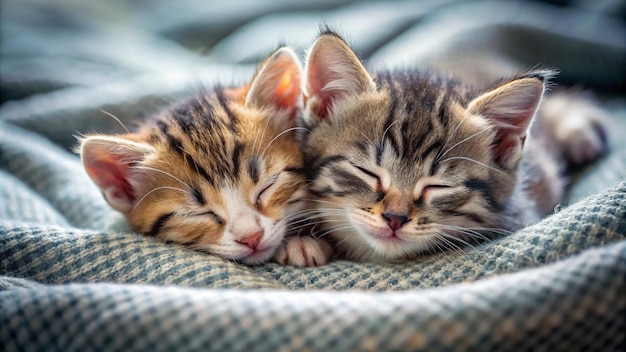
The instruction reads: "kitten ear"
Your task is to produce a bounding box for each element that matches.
[79,136,155,213]
[467,73,548,170]
[245,47,302,126]
[304,32,376,123]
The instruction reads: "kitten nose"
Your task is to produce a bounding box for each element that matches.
[237,231,263,249]
[382,213,409,231]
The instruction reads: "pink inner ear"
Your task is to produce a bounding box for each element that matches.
[306,64,342,120]
[306,63,326,97]
[488,105,535,169]
[491,132,523,167]
[85,156,136,205]
[311,89,339,121]
[273,70,298,109]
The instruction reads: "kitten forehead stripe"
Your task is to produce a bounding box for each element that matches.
[315,155,347,170]
[284,166,306,175]
[192,187,206,205]
[184,151,214,185]
[353,164,378,179]
[436,90,450,127]
[431,191,473,210]
[157,120,216,184]
[172,106,194,135]
[198,101,217,130]
[465,178,501,210]
[231,141,244,179]
[381,76,401,158]
[354,141,369,155]
[157,120,184,155]
[214,87,238,132]
[332,167,371,195]
[375,145,383,165]
[422,139,444,176]
[248,157,260,183]
[452,210,485,224]
[422,138,443,159]
[148,212,175,236]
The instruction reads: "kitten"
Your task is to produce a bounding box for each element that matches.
[279,32,608,264]
[78,47,308,265]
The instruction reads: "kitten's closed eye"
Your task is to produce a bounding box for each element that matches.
[412,184,452,206]
[354,165,383,193]
[255,174,278,210]
[422,184,453,195]
[192,187,206,205]
[194,210,224,225]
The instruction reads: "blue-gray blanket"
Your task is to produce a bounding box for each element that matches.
[1,0,625,351]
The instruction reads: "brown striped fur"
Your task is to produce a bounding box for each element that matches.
[294,32,607,263]
[79,48,307,265]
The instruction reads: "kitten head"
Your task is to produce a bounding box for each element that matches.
[302,32,549,262]
[79,47,306,265]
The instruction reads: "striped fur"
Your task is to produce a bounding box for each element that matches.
[79,48,306,265]
[299,32,607,263]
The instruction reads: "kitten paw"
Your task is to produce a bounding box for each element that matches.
[542,91,608,166]
[564,121,606,165]
[275,237,332,267]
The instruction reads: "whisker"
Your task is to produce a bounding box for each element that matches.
[440,224,511,238]
[289,220,347,233]
[434,232,470,258]
[254,113,273,156]
[288,217,346,229]
[437,113,471,161]
[285,210,346,223]
[300,198,340,206]
[437,224,494,242]
[285,212,338,224]
[176,145,197,189]
[131,165,192,188]
[429,234,452,258]
[260,127,308,157]
[331,227,361,244]
[131,186,187,215]
[379,119,401,148]
[99,109,130,134]
[439,232,478,251]
[283,207,340,217]
[438,156,506,175]
[468,227,513,236]
[458,229,492,243]
[348,125,375,147]
[424,236,444,257]
[436,129,488,162]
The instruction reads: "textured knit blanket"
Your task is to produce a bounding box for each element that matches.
[1,0,625,351]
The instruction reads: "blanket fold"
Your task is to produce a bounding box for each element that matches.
[2,241,625,351]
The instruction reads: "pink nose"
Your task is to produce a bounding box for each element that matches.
[237,231,263,249]
[382,213,409,231]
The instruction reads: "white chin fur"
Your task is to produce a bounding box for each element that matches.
[334,220,437,262]
[239,247,276,265]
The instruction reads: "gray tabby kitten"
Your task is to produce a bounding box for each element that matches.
[276,32,607,265]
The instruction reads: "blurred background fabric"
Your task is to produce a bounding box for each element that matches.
[1,1,625,351]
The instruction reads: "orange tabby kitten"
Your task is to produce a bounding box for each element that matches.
[277,32,607,264]
[79,47,308,265]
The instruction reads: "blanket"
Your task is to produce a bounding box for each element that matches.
[1,0,625,351]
